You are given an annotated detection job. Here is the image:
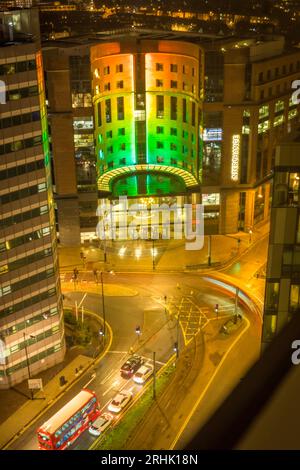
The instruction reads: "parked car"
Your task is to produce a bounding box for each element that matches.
[120,355,144,378]
[108,390,132,413]
[88,413,113,436]
[133,364,154,384]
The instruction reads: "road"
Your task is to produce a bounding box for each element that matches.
[173,233,268,449]
[8,274,238,450]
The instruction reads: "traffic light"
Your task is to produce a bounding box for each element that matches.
[135,326,141,335]
[214,304,219,315]
[173,342,178,352]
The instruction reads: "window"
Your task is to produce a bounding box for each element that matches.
[170,97,177,120]
[259,71,264,82]
[104,82,110,91]
[107,146,113,154]
[156,63,163,71]
[118,128,125,136]
[170,80,177,88]
[192,84,196,94]
[192,67,195,77]
[192,102,195,127]
[171,158,177,165]
[290,63,294,73]
[170,143,177,151]
[290,285,300,312]
[275,67,279,77]
[183,65,187,74]
[156,95,164,119]
[117,97,124,120]
[182,82,188,91]
[282,65,286,75]
[260,90,264,100]
[268,87,272,98]
[156,79,163,87]
[120,143,126,151]
[267,69,271,80]
[170,127,177,136]
[119,158,126,165]
[275,100,284,113]
[156,141,164,149]
[104,66,110,75]
[259,105,269,119]
[182,98,187,123]
[156,156,164,163]
[156,126,164,134]
[273,115,284,127]
[116,64,123,73]
[105,99,111,123]
[106,130,112,138]
[116,80,124,89]
[170,64,178,73]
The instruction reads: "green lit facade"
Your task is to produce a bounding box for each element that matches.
[91,40,203,198]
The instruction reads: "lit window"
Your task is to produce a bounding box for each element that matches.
[116,64,123,73]
[273,115,284,127]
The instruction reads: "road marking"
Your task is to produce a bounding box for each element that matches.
[170,316,250,450]
[100,369,116,385]
[83,374,96,389]
[78,292,87,308]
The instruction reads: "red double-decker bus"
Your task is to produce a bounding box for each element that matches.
[37,389,100,450]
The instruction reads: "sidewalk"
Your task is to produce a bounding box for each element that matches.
[0,354,93,449]
[58,221,270,273]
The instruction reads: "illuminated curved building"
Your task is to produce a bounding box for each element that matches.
[91,40,203,197]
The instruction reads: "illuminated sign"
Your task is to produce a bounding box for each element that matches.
[231,134,240,182]
[203,128,222,141]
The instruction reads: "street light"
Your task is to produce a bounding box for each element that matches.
[99,270,114,338]
[23,332,36,400]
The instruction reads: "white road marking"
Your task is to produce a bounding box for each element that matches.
[78,292,87,308]
[100,369,116,385]
[83,374,96,389]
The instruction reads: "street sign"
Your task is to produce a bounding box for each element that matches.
[28,378,43,390]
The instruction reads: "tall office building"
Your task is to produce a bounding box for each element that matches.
[262,131,300,347]
[0,9,65,389]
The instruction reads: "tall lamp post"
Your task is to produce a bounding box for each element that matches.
[23,332,35,400]
[100,271,106,338]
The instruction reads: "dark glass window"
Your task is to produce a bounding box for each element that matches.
[170,96,177,120]
[117,97,124,120]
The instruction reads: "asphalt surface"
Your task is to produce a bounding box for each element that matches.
[8,274,237,450]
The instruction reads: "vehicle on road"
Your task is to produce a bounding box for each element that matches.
[108,390,132,413]
[220,314,243,335]
[133,363,154,384]
[120,355,144,378]
[37,389,100,450]
[88,413,113,437]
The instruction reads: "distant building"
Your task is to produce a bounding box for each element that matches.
[263,131,300,347]
[0,9,65,388]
